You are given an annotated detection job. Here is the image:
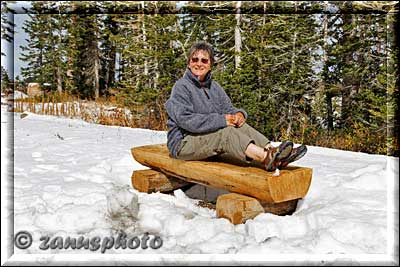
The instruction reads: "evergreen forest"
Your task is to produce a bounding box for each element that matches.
[1,1,399,156]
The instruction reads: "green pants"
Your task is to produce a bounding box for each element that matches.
[176,123,270,166]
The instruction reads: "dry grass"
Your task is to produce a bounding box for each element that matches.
[12,92,167,131]
[282,125,395,156]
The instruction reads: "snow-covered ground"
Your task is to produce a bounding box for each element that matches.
[1,105,399,265]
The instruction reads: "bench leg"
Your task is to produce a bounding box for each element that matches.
[131,169,192,193]
[216,193,265,224]
[216,193,300,224]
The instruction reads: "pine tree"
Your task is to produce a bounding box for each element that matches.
[226,2,321,140]
[19,2,50,84]
[116,2,184,118]
[68,1,101,99]
[98,10,118,96]
[318,1,398,153]
[317,1,342,131]
[1,65,11,93]
[19,1,71,92]
[111,1,147,105]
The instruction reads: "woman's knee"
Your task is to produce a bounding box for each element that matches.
[220,126,239,140]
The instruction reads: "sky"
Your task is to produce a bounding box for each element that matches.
[1,100,398,265]
[1,14,29,79]
[1,1,31,79]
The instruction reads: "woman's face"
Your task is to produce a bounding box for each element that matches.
[188,50,211,82]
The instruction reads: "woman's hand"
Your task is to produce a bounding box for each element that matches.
[234,112,246,127]
[225,114,237,127]
[225,113,246,127]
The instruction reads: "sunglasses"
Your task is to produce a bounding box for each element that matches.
[191,57,209,64]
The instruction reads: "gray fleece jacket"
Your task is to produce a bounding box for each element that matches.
[165,68,248,158]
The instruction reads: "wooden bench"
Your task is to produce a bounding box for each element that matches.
[131,144,312,224]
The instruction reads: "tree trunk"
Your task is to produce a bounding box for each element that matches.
[234,1,242,69]
[340,3,357,128]
[93,15,100,99]
[141,1,148,76]
[57,28,62,93]
[326,92,334,130]
[286,3,298,137]
[322,3,333,131]
[57,66,62,93]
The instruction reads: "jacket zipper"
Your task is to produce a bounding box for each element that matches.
[202,87,210,99]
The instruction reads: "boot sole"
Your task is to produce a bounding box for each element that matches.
[279,144,307,168]
[265,141,293,171]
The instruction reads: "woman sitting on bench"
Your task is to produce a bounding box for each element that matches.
[165,41,307,171]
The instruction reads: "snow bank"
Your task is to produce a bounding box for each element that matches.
[1,107,398,265]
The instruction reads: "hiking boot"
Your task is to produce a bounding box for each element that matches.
[263,141,293,171]
[278,144,307,169]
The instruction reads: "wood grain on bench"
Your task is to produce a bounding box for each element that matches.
[131,144,312,203]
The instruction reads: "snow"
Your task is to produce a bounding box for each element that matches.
[8,90,28,100]
[1,104,398,265]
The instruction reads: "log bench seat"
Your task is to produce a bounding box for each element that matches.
[131,144,312,224]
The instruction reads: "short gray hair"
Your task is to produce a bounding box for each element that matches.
[187,41,215,66]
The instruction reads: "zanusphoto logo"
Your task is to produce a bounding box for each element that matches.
[14,230,163,253]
